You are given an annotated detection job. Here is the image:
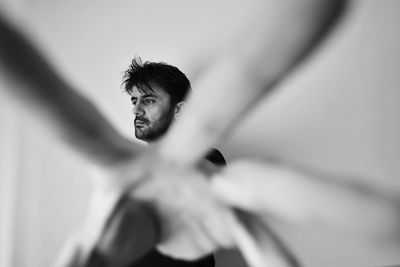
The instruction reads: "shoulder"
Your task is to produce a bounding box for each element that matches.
[205,148,226,166]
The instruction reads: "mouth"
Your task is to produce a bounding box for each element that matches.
[135,120,148,127]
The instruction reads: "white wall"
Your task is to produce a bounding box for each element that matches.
[1,0,400,266]
[222,2,400,265]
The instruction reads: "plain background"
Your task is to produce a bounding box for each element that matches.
[1,0,400,266]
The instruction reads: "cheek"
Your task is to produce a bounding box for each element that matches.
[146,108,165,123]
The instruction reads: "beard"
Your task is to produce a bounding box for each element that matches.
[134,110,175,142]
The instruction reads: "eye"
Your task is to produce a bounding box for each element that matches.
[144,99,155,105]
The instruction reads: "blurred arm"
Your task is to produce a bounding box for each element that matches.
[159,0,346,165]
[0,12,141,166]
[211,159,400,264]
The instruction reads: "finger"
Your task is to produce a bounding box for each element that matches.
[238,211,300,267]
[212,160,400,238]
[225,208,298,267]
[159,0,346,165]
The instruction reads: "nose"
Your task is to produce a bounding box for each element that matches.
[132,102,144,116]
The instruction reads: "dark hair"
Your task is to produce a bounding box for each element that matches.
[122,57,191,104]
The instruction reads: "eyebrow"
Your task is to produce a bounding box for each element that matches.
[142,93,157,98]
[130,93,157,102]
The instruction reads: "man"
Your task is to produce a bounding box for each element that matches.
[94,57,226,267]
[8,2,399,266]
[124,57,190,143]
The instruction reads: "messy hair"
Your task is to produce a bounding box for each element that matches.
[122,57,191,105]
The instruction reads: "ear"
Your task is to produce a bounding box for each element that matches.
[174,102,186,120]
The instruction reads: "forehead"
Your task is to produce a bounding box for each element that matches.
[129,84,170,100]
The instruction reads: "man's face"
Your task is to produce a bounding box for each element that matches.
[129,85,175,142]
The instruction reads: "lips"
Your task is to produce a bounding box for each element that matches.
[135,119,148,127]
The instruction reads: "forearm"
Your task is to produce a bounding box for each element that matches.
[213,159,400,241]
[0,13,140,166]
[159,0,347,165]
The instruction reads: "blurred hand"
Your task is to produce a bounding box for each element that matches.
[88,148,235,264]
[210,159,400,264]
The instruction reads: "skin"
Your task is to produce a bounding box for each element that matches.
[159,0,347,164]
[211,160,400,265]
[129,85,176,142]
[126,85,236,261]
[6,1,398,266]
[0,10,140,167]
[2,0,337,264]
[93,86,296,267]
[125,85,296,266]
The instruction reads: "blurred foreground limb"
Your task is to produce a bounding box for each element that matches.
[158,0,400,264]
[0,10,141,167]
[0,8,160,266]
[6,1,390,267]
[160,0,347,164]
[211,159,400,264]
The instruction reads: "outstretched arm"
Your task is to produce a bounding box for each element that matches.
[160,0,346,165]
[211,159,400,265]
[0,12,142,166]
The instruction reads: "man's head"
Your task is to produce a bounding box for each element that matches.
[122,57,191,142]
